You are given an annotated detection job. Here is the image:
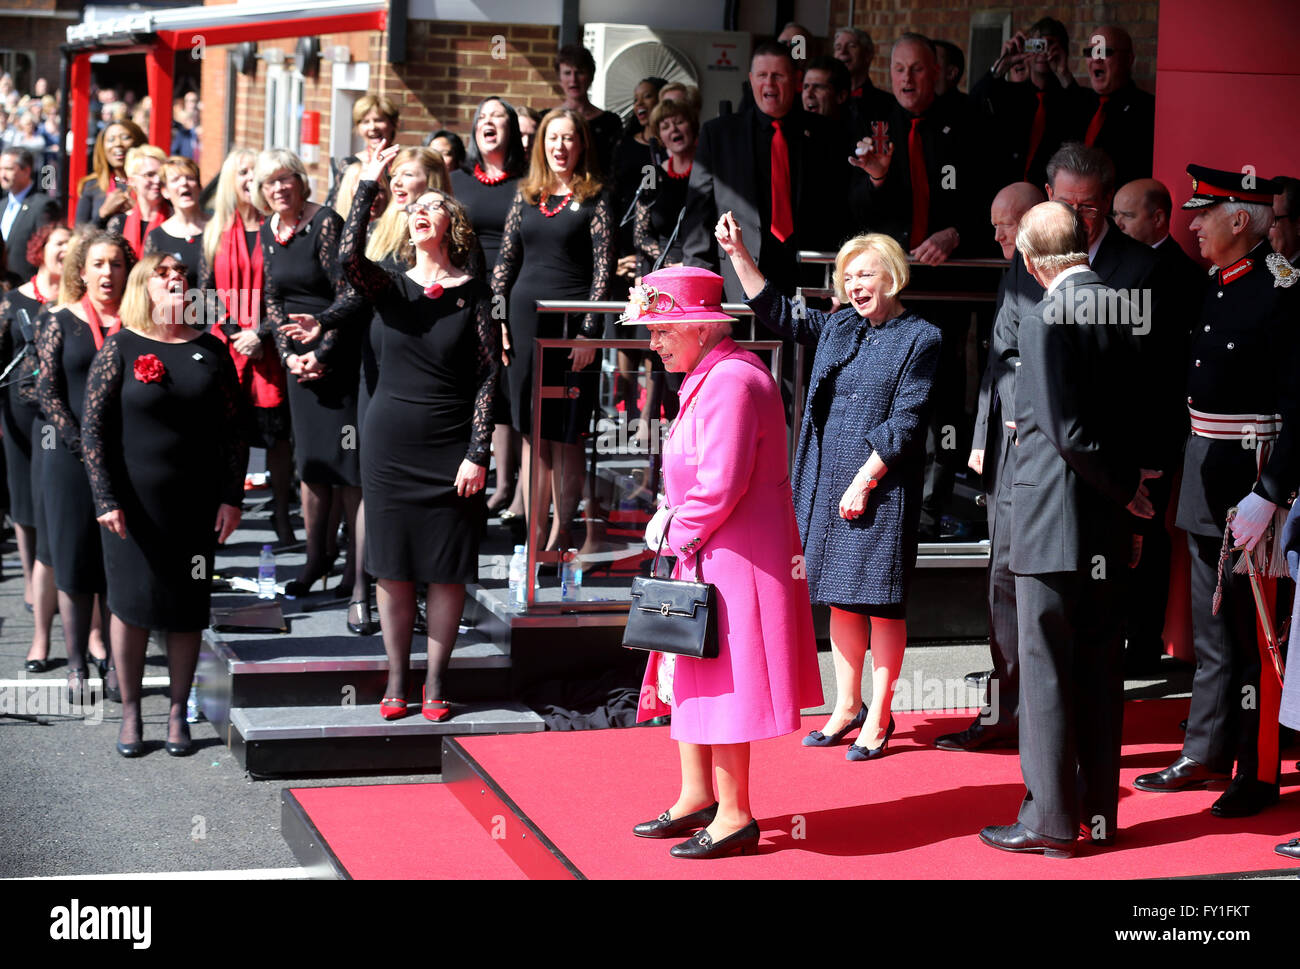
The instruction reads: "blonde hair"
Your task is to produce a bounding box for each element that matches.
[203,147,259,267]
[352,94,399,128]
[121,251,187,337]
[658,82,702,115]
[649,99,697,141]
[833,233,910,302]
[124,144,167,178]
[252,148,311,215]
[366,147,449,265]
[162,154,200,182]
[333,162,364,222]
[519,108,603,206]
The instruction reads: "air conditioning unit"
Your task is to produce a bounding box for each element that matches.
[583,23,751,125]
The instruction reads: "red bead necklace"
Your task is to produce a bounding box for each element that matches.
[662,160,692,180]
[473,164,509,186]
[538,192,573,218]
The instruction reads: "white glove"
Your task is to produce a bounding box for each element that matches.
[1230,491,1277,552]
[645,506,672,552]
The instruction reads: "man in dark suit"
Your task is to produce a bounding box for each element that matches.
[941,143,1165,750]
[933,182,1042,753]
[1268,175,1300,266]
[1112,177,1200,673]
[1071,24,1154,189]
[1134,166,1300,818]
[1,147,60,287]
[979,201,1157,857]
[833,27,896,124]
[682,41,849,306]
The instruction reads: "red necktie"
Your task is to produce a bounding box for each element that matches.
[1084,95,1109,147]
[909,116,929,246]
[770,119,793,243]
[1024,92,1047,180]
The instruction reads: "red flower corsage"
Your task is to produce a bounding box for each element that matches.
[134,354,165,384]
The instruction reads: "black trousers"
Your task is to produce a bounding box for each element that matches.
[1182,532,1275,781]
[1123,473,1174,660]
[982,426,1019,729]
[1015,570,1126,842]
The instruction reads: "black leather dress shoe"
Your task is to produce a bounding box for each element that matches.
[964,669,992,687]
[1133,756,1229,792]
[24,658,51,674]
[633,802,718,839]
[1274,837,1300,860]
[934,719,1017,752]
[669,819,760,859]
[978,822,1075,858]
[1210,776,1279,818]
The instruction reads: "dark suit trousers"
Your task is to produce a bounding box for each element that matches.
[982,427,1019,728]
[1123,474,1173,659]
[1015,571,1125,842]
[1183,533,1273,780]
[920,308,970,528]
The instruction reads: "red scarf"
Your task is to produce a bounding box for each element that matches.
[210,216,286,408]
[122,202,170,259]
[80,295,121,350]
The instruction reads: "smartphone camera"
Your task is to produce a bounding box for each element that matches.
[1024,37,1048,54]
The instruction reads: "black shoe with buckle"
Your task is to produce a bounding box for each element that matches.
[669,819,760,859]
[633,802,718,839]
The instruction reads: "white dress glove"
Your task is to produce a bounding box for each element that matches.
[1230,491,1277,552]
[645,506,672,552]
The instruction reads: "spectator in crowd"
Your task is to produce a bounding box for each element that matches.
[170,93,199,160]
[450,97,528,520]
[801,55,853,126]
[1269,174,1300,266]
[84,251,247,758]
[777,21,817,55]
[75,119,146,228]
[491,108,612,559]
[427,129,466,175]
[933,39,972,117]
[516,106,542,155]
[979,200,1154,858]
[719,215,940,763]
[1,146,60,286]
[144,155,207,290]
[555,44,622,178]
[634,98,698,277]
[972,18,1077,189]
[200,146,295,546]
[682,41,848,307]
[257,148,364,601]
[36,228,133,708]
[0,220,69,678]
[658,82,701,116]
[337,144,498,722]
[1135,166,1300,819]
[1072,24,1154,188]
[629,265,822,860]
[325,94,399,211]
[106,145,171,259]
[833,27,895,121]
[935,181,1044,754]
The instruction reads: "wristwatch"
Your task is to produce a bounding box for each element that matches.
[864,474,879,491]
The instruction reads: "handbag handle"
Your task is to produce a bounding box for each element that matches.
[649,508,704,583]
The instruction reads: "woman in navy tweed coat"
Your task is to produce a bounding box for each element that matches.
[716,213,940,761]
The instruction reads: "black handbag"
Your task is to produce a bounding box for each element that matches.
[623,511,718,659]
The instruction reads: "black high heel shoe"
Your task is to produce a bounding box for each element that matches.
[67,667,89,705]
[669,819,760,859]
[24,656,51,673]
[104,665,121,703]
[117,714,145,758]
[846,715,896,761]
[347,599,377,635]
[803,706,868,747]
[165,721,194,757]
[633,802,719,839]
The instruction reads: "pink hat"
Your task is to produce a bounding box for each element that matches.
[618,266,738,326]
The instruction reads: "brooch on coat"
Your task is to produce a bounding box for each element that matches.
[1266,252,1297,288]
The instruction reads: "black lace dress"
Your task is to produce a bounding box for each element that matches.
[0,289,45,527]
[340,179,499,582]
[491,188,612,442]
[36,308,113,594]
[81,330,248,630]
[261,206,362,486]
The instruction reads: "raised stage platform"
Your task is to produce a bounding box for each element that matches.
[280,700,1300,880]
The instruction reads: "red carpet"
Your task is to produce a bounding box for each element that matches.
[290,700,1300,879]
[287,784,526,880]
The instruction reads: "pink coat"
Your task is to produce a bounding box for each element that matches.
[636,338,823,744]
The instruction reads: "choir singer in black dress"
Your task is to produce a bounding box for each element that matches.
[84,252,248,757]
[338,144,498,721]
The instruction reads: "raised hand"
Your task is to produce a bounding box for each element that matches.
[361,141,400,184]
[847,130,894,181]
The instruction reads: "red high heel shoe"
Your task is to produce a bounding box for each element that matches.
[422,687,451,722]
[379,697,409,720]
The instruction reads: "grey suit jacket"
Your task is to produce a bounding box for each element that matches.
[2,189,61,286]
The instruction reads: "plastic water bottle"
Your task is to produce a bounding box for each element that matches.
[560,548,583,601]
[186,681,202,723]
[508,545,527,611]
[258,544,276,599]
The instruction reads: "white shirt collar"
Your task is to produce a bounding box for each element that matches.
[5,182,31,206]
[1151,234,1169,249]
[1045,262,1091,295]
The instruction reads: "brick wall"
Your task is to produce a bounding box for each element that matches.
[0,15,71,94]
[828,0,1160,94]
[199,18,562,188]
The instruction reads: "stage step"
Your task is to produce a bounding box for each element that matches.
[228,701,544,779]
